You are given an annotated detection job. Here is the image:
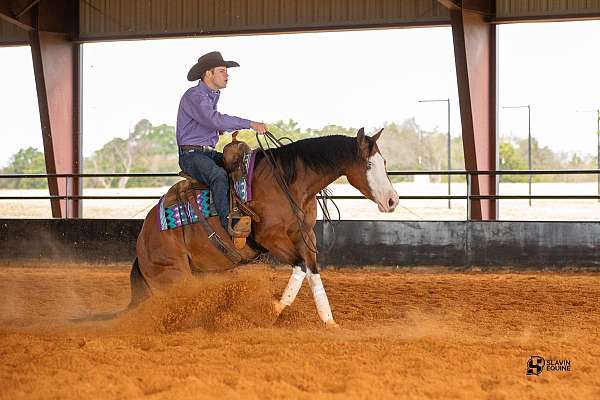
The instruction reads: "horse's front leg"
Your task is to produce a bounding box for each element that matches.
[274,231,338,328]
[273,264,306,315]
[305,262,338,328]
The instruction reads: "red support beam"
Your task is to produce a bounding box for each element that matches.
[29,4,81,218]
[445,2,497,220]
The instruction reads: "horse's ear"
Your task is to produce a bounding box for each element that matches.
[356,127,366,142]
[371,128,383,142]
[356,127,370,158]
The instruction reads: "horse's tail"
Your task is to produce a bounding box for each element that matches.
[128,257,152,309]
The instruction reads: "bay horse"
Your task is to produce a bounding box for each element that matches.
[131,128,399,327]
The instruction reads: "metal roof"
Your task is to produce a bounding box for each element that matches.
[1,0,600,45]
[0,18,27,45]
[78,0,449,41]
[496,0,600,22]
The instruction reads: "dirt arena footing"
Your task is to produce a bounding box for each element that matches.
[1,263,599,399]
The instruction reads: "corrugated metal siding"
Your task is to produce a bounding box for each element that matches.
[5,0,600,45]
[79,0,450,40]
[497,0,600,18]
[0,19,28,46]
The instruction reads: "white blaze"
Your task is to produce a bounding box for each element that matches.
[366,152,398,212]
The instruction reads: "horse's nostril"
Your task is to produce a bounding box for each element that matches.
[388,198,395,207]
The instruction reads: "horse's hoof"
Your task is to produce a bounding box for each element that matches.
[325,320,340,329]
[272,300,286,317]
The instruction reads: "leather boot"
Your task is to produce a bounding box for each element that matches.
[228,215,252,249]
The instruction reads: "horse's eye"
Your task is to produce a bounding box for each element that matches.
[366,161,372,170]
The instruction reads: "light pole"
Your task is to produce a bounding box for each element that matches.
[419,98,451,208]
[576,108,600,202]
[502,104,532,206]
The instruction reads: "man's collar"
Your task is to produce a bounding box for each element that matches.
[197,80,220,95]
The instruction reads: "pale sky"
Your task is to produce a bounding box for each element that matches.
[0,20,599,169]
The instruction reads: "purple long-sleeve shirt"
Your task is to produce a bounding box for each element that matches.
[176,81,251,148]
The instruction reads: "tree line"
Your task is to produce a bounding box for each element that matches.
[1,118,596,189]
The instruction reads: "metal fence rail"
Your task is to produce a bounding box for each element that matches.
[1,170,599,219]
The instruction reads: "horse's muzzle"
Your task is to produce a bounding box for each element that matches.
[377,191,399,213]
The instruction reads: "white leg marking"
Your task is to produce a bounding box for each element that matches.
[307,270,334,323]
[279,266,306,306]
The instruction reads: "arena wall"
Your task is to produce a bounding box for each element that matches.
[0,219,598,267]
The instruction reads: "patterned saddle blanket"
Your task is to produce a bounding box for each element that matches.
[157,149,258,232]
[158,189,217,231]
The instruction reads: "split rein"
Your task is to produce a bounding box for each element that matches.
[255,131,340,254]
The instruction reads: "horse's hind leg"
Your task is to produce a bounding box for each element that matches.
[128,257,152,309]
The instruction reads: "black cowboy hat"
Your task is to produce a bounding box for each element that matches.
[187,51,240,81]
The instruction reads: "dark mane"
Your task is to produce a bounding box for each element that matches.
[254,135,361,184]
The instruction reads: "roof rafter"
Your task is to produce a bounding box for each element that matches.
[438,0,495,17]
[0,0,34,30]
[0,0,74,33]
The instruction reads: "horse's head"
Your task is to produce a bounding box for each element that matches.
[345,128,399,213]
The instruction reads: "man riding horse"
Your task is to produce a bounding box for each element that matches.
[177,51,266,235]
[131,52,401,329]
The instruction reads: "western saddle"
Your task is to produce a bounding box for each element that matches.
[168,132,257,250]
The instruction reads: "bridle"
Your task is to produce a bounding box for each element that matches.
[255,131,340,254]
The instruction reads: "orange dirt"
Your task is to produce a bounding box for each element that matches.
[1,264,599,399]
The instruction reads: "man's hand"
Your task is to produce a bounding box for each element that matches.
[250,121,267,134]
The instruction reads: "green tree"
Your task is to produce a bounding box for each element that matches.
[84,119,179,188]
[0,147,47,189]
[499,140,528,182]
[377,119,420,173]
[215,119,356,152]
[306,124,357,138]
[78,117,599,189]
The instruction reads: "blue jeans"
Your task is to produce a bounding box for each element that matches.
[179,149,229,230]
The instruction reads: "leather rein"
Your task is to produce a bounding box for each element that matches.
[255,131,340,254]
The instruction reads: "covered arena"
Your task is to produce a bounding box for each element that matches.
[2,1,600,399]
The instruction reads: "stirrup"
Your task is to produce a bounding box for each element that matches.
[228,215,252,249]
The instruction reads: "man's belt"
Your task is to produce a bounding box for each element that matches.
[179,145,215,152]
